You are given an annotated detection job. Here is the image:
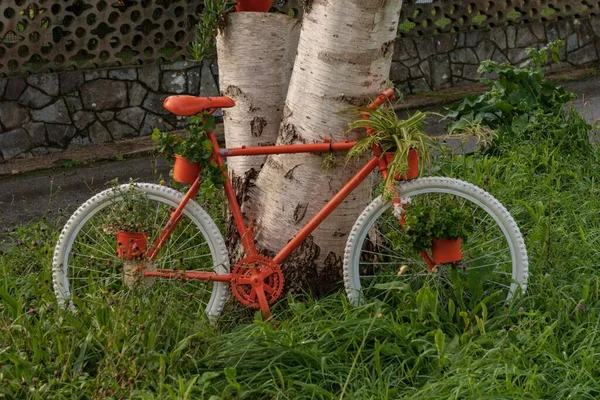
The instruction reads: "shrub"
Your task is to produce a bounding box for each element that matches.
[445,41,595,156]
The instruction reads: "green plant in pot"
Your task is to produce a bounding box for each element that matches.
[403,196,474,265]
[347,103,434,198]
[189,0,237,62]
[189,0,277,63]
[102,182,157,261]
[152,114,224,187]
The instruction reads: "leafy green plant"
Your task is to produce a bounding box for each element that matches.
[189,0,237,62]
[62,158,83,168]
[445,40,594,155]
[347,105,433,196]
[152,114,215,164]
[402,196,474,251]
[152,113,225,188]
[102,181,157,235]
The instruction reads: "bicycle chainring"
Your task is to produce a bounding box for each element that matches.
[231,255,284,309]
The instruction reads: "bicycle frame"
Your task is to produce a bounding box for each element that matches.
[141,88,437,314]
[143,138,385,275]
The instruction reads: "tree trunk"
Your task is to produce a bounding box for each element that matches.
[244,0,403,295]
[217,12,300,259]
[217,12,300,177]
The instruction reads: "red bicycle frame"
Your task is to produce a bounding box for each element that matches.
[142,89,436,316]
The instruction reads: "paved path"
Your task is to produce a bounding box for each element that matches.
[0,157,171,233]
[1,76,599,234]
[567,77,600,125]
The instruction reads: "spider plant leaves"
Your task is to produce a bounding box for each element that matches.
[347,105,434,197]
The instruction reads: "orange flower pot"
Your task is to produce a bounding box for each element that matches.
[235,0,273,12]
[384,149,419,181]
[432,237,463,264]
[116,232,149,260]
[173,154,202,184]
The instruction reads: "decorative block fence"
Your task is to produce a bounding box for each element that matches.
[1,0,599,161]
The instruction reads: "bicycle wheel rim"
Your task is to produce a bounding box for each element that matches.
[53,184,229,319]
[345,177,528,308]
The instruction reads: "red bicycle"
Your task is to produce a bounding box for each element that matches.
[52,89,528,319]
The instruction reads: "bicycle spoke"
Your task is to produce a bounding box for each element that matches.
[75,236,120,261]
[54,184,230,317]
[359,260,418,266]
[348,183,527,307]
[465,247,511,264]
[162,219,195,259]
[89,218,117,255]
[72,252,117,263]
[464,234,506,253]
[168,236,208,259]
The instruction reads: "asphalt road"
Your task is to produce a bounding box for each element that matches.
[0,157,171,233]
[567,77,600,127]
[1,76,598,234]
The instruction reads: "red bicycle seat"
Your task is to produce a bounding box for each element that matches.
[163,95,236,116]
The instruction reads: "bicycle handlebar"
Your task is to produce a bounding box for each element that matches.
[367,88,396,110]
[362,89,397,138]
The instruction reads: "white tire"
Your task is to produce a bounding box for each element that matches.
[52,183,230,320]
[344,177,528,306]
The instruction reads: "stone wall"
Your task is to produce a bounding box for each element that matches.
[0,61,219,161]
[4,1,598,78]
[392,17,600,93]
[2,2,600,161]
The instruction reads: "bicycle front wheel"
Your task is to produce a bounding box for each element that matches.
[52,183,230,320]
[343,177,528,307]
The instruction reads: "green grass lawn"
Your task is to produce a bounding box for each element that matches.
[2,140,600,399]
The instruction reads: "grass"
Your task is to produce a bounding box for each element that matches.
[3,136,600,397]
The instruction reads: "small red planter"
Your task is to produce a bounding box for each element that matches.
[235,0,273,12]
[173,154,202,184]
[116,232,149,260]
[432,237,463,264]
[384,149,419,181]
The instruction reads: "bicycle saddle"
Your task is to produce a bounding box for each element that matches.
[163,95,236,116]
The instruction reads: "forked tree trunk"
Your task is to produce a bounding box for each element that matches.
[244,0,403,295]
[217,12,300,258]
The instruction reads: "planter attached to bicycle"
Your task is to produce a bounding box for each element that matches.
[384,149,419,181]
[235,0,273,12]
[173,154,202,185]
[116,232,149,260]
[431,237,463,264]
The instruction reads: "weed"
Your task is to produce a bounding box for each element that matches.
[445,41,595,157]
[62,159,82,168]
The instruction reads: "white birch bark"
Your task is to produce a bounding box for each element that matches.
[245,0,403,293]
[217,12,301,177]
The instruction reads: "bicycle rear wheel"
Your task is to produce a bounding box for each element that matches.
[343,177,528,307]
[52,183,230,320]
